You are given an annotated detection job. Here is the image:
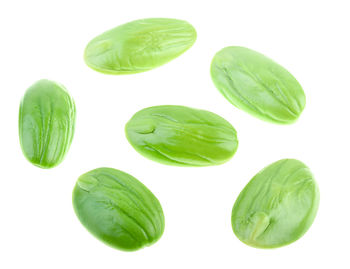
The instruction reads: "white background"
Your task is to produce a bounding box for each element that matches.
[0,0,349,268]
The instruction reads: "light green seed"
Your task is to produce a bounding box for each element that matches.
[211,46,306,124]
[84,18,196,74]
[125,105,238,167]
[232,159,319,248]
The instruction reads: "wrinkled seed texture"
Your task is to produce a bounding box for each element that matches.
[231,159,319,249]
[211,46,306,124]
[19,79,76,168]
[72,167,165,251]
[84,18,197,74]
[125,105,238,166]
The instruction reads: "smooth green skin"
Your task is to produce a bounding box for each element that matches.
[231,159,319,249]
[125,105,238,167]
[72,167,165,251]
[84,18,197,74]
[211,46,306,124]
[19,79,76,169]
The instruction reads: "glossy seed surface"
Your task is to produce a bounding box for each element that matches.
[211,46,306,124]
[19,79,76,168]
[231,159,319,248]
[125,105,238,166]
[84,18,196,74]
[72,167,165,251]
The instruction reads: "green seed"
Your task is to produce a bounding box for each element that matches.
[84,18,196,74]
[19,79,76,168]
[72,167,165,251]
[231,159,319,248]
[125,105,238,166]
[211,46,306,124]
